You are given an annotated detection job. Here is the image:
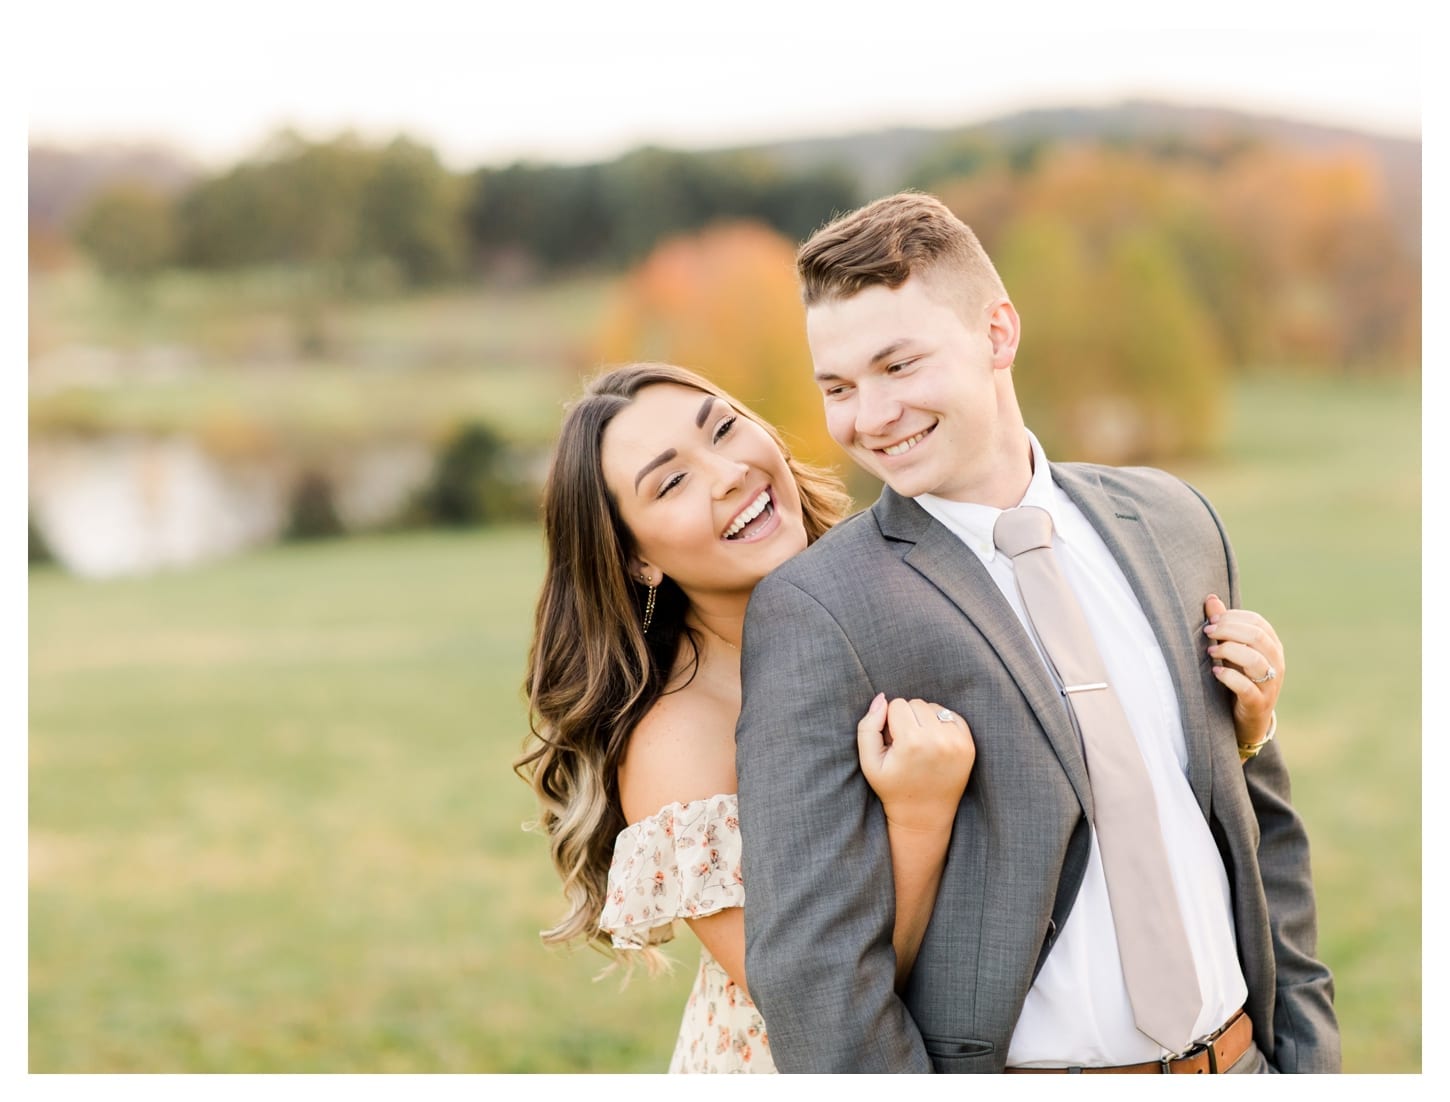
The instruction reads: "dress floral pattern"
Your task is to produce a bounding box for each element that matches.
[599,793,773,1073]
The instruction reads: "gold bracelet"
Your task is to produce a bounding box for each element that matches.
[1237,711,1278,761]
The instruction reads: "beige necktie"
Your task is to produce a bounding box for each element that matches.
[993,505,1203,1053]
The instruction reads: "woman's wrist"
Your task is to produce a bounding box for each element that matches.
[1237,711,1277,761]
[881,803,957,834]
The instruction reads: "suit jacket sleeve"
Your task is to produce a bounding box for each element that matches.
[736,571,933,1072]
[1189,482,1342,1072]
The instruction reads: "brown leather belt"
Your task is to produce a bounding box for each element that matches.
[1004,1008,1254,1074]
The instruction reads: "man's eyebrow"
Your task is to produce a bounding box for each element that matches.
[813,341,913,384]
[633,449,677,493]
[695,395,718,427]
[869,339,911,366]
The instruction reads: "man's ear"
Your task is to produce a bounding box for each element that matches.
[986,298,1022,370]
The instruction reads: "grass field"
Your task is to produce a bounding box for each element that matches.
[28,374,1420,1072]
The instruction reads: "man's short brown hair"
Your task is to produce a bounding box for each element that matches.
[796,191,1006,314]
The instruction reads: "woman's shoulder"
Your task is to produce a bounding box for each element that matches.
[618,685,737,826]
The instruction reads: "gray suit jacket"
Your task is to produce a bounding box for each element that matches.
[736,462,1340,1072]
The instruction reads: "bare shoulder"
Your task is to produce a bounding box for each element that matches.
[617,683,738,826]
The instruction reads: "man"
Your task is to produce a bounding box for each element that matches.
[735,192,1339,1073]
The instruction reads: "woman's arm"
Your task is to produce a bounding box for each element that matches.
[683,908,749,996]
[857,694,976,991]
[618,691,752,991]
[882,819,955,987]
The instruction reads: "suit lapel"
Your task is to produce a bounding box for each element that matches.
[1051,464,1215,816]
[875,489,1094,819]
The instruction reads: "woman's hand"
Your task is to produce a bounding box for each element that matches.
[1203,594,1283,749]
[856,693,975,832]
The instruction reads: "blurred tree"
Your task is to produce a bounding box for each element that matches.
[260,130,372,271]
[72,183,176,280]
[906,134,1000,191]
[601,148,743,263]
[990,202,1227,462]
[933,141,1417,380]
[595,221,838,469]
[424,423,533,526]
[28,514,54,566]
[754,161,860,242]
[466,161,611,272]
[355,138,466,285]
[285,471,345,541]
[1210,147,1419,371]
[599,148,858,266]
[176,130,466,290]
[176,161,276,268]
[465,147,857,276]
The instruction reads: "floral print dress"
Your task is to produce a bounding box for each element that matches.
[599,793,773,1073]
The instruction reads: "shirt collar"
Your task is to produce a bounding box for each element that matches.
[915,430,1060,563]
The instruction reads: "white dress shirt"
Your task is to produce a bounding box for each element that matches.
[916,431,1247,1068]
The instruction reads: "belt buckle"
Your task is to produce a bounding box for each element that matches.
[1160,1040,1209,1074]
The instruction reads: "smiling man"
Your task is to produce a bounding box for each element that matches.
[734,192,1340,1074]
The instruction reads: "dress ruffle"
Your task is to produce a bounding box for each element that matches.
[599,793,745,950]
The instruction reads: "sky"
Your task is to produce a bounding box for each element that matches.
[24,1,1425,170]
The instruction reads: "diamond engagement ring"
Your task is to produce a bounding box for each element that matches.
[1251,664,1277,685]
[936,708,956,723]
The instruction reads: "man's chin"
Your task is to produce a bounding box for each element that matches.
[877,474,925,499]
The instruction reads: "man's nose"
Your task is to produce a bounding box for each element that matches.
[855,383,901,440]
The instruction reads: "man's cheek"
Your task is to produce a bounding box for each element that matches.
[824,409,854,448]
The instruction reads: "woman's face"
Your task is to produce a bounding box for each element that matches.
[600,383,808,603]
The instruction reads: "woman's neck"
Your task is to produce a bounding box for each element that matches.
[676,592,745,650]
[690,615,742,653]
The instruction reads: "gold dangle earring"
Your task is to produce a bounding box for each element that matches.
[640,573,657,634]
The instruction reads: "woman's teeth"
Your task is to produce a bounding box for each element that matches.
[724,490,771,539]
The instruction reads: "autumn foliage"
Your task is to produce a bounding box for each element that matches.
[594,222,837,469]
[935,142,1417,461]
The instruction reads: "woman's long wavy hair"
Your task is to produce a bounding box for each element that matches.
[514,362,850,969]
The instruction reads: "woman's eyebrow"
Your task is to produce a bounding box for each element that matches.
[633,449,677,493]
[695,396,718,428]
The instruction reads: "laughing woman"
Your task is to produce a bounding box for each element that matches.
[515,363,976,1073]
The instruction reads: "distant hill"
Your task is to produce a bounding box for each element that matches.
[29,99,1420,250]
[28,142,200,232]
[731,99,1421,250]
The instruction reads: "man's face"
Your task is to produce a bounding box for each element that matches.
[805,275,1014,503]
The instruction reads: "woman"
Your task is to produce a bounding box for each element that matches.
[516,363,975,1073]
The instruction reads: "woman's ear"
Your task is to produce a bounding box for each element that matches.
[628,557,659,586]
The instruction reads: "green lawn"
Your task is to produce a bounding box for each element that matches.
[1169,372,1421,1073]
[28,374,1420,1072]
